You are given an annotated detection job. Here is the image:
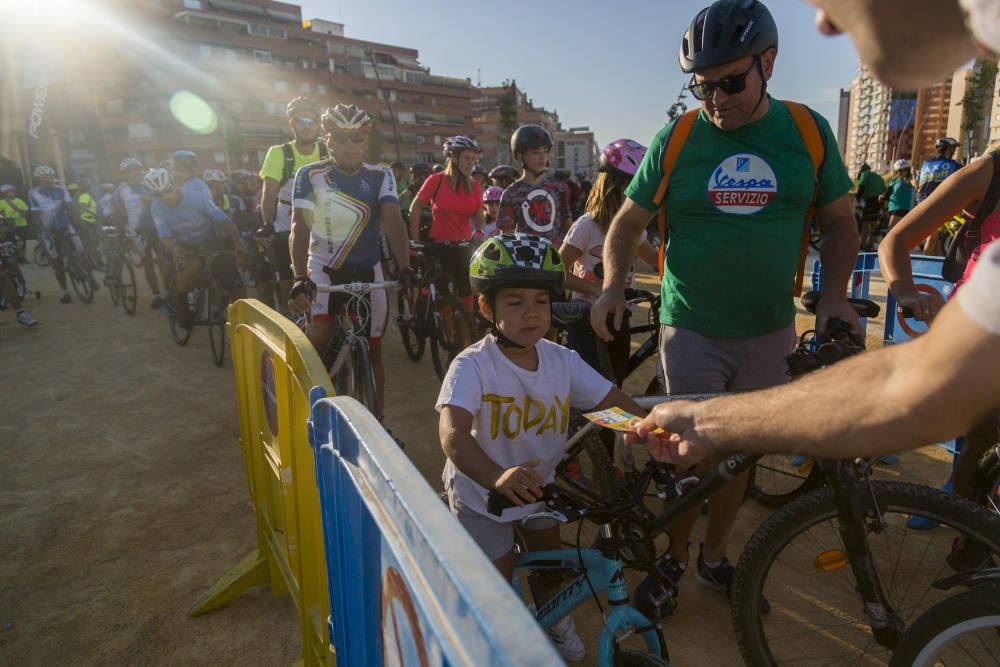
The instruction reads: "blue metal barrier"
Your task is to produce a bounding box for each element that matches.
[883,274,956,345]
[307,388,560,666]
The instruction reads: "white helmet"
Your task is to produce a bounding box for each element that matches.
[321,104,372,132]
[143,167,175,195]
[202,169,227,183]
[893,159,911,172]
[33,165,56,179]
[120,157,143,172]
[102,182,115,191]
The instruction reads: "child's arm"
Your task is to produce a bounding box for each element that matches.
[590,386,646,417]
[440,404,545,506]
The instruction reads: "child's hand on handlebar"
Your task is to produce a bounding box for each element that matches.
[492,459,545,506]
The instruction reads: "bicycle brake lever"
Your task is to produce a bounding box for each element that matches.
[520,510,572,524]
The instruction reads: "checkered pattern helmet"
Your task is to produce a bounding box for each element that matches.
[469,233,565,296]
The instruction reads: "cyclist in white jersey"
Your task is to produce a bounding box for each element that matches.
[114,158,165,308]
[289,104,412,421]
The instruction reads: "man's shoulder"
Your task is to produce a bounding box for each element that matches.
[361,162,392,178]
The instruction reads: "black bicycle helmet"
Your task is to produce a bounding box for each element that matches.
[489,164,519,181]
[510,125,553,161]
[935,137,960,151]
[173,149,199,171]
[410,162,432,176]
[679,0,779,73]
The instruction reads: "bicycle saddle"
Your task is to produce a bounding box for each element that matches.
[800,290,881,319]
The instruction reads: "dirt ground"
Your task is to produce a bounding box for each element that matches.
[0,248,951,666]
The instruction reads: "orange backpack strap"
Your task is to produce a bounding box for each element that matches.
[783,100,825,296]
[652,109,699,279]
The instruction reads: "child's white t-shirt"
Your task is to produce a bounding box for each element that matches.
[436,335,613,522]
[563,213,646,303]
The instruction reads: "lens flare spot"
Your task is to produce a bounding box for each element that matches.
[169,91,217,135]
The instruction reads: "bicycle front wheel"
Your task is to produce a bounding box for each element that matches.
[430,294,474,381]
[396,289,425,361]
[351,340,378,414]
[731,481,1000,666]
[207,280,227,367]
[68,256,94,304]
[33,243,49,267]
[119,258,137,315]
[888,584,1000,667]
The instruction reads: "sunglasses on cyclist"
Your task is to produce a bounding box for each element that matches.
[293,115,318,126]
[687,57,759,101]
[329,132,366,144]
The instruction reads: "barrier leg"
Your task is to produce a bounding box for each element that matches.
[908,437,964,531]
[189,548,273,616]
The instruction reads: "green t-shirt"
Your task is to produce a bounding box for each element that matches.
[854,170,886,201]
[0,198,29,227]
[626,97,851,338]
[886,177,915,212]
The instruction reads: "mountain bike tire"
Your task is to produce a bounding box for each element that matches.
[119,259,137,315]
[888,584,1000,667]
[168,287,195,346]
[430,294,474,382]
[731,481,1000,666]
[33,243,50,267]
[396,289,425,361]
[207,280,227,367]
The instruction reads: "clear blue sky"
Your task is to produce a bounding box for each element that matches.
[297,0,861,148]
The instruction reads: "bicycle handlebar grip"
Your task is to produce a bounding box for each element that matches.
[485,490,515,516]
[898,305,915,318]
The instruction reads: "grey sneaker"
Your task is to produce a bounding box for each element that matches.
[16,310,39,327]
[545,614,586,662]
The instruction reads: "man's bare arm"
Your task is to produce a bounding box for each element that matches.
[289,207,311,277]
[380,203,411,273]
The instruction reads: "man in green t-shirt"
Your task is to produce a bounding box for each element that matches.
[853,163,886,249]
[259,96,327,314]
[592,0,860,609]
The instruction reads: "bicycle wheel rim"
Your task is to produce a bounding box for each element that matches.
[396,290,425,361]
[896,587,1000,667]
[120,260,137,315]
[69,261,93,303]
[733,482,1000,666]
[352,341,378,413]
[34,244,49,267]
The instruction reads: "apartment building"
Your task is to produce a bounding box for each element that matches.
[2,0,479,183]
[554,128,598,180]
[472,82,561,169]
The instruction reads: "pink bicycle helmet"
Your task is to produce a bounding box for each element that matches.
[483,185,503,203]
[600,139,647,178]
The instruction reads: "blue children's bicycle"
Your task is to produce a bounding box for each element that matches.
[486,456,732,667]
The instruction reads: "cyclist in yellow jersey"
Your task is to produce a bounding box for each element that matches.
[0,185,31,263]
[259,96,328,314]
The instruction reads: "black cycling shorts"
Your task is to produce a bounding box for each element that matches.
[433,243,472,298]
[180,240,243,292]
[274,231,293,281]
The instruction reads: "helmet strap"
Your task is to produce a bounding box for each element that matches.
[491,325,527,349]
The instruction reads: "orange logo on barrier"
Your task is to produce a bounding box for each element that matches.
[381,566,430,667]
[261,350,279,436]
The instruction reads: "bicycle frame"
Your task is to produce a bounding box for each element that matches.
[511,533,664,667]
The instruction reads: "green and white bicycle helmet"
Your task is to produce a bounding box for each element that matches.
[469,233,565,298]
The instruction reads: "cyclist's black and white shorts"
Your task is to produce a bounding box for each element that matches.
[311,262,388,341]
[40,222,83,260]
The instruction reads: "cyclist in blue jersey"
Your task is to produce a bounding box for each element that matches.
[173,150,212,198]
[145,168,245,330]
[918,137,962,255]
[289,104,412,421]
[28,165,98,303]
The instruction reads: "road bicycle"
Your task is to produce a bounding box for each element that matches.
[0,240,38,310]
[50,226,95,304]
[314,280,397,414]
[395,241,475,381]
[100,226,137,316]
[166,250,235,367]
[888,567,1000,666]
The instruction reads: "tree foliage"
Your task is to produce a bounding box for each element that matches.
[960,58,998,156]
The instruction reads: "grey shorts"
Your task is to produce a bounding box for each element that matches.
[659,323,796,394]
[449,491,556,561]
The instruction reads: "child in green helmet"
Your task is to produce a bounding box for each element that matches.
[436,232,644,662]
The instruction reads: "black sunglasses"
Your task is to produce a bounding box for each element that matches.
[293,115,318,126]
[329,132,366,144]
[687,57,759,101]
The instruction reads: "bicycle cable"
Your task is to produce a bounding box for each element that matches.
[576,518,611,633]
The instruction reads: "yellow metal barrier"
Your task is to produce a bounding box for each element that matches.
[191,298,333,667]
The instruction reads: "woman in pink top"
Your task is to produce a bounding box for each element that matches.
[878,146,1000,536]
[410,135,485,310]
